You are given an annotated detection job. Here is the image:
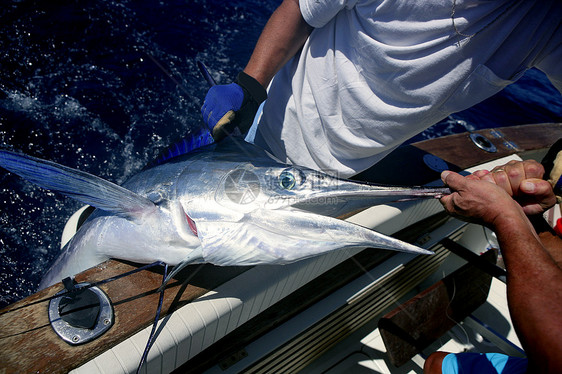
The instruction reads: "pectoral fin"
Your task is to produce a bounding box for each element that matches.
[0,150,156,220]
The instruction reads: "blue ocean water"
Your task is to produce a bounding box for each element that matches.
[0,0,561,308]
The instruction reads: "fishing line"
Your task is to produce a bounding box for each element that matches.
[144,53,194,100]
[137,263,169,374]
[81,261,166,290]
[445,277,470,346]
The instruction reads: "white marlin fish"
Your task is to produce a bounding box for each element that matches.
[0,135,449,289]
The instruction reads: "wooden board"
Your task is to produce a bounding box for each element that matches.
[416,124,562,168]
[355,123,562,185]
[378,249,497,367]
[0,261,248,373]
[0,123,559,373]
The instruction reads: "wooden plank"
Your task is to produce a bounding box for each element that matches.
[0,260,248,373]
[355,123,562,185]
[415,123,562,170]
[378,249,497,367]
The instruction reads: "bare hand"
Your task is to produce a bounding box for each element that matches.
[440,170,526,229]
[471,160,556,215]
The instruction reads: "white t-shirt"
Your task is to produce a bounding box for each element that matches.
[254,0,562,177]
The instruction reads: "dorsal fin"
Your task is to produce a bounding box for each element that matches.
[0,150,156,220]
[149,127,214,167]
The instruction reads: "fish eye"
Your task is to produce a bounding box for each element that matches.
[279,171,296,190]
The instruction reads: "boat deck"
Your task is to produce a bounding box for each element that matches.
[299,250,525,374]
[3,124,560,374]
[199,217,528,374]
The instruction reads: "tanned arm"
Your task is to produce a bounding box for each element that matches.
[493,211,562,372]
[243,0,313,88]
[441,171,562,373]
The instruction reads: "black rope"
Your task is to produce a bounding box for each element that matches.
[57,260,167,298]
[137,263,169,373]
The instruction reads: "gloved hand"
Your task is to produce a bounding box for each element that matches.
[201,72,267,141]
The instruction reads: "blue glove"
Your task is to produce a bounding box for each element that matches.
[201,72,267,141]
[201,83,244,132]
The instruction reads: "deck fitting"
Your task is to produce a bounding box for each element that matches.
[48,277,114,345]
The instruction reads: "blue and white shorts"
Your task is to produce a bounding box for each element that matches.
[442,352,527,374]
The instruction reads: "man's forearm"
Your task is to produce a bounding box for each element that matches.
[494,215,562,372]
[243,0,313,88]
[538,230,562,267]
[528,214,562,267]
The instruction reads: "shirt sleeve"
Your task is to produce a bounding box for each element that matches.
[535,41,562,94]
[299,0,360,28]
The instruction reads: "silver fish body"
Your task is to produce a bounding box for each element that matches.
[0,140,449,289]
